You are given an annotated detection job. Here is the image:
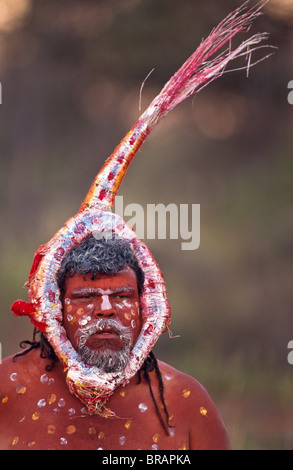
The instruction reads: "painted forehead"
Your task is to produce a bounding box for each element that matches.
[64,267,139,293]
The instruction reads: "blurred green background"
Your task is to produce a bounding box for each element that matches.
[0,0,292,450]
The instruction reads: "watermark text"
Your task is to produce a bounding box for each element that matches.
[288,340,293,365]
[287,80,293,105]
[113,196,200,251]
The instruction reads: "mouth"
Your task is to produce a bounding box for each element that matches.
[85,326,124,349]
[90,330,120,340]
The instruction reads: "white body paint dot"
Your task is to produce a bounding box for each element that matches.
[119,436,126,446]
[58,398,66,407]
[40,374,48,384]
[164,374,173,381]
[138,402,148,413]
[37,399,46,408]
[68,408,76,416]
[169,427,175,437]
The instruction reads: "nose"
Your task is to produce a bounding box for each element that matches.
[94,295,116,318]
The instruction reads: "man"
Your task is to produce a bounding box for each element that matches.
[0,2,269,450]
[0,236,230,450]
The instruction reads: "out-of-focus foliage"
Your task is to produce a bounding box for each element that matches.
[0,0,292,449]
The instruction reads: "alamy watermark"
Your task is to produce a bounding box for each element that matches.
[287,80,293,105]
[112,196,200,251]
[288,340,293,365]
[93,196,200,250]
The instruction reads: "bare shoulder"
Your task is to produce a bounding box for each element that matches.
[158,360,231,450]
[0,354,22,389]
[158,360,211,399]
[0,353,31,437]
[1,350,44,381]
[0,349,53,402]
[1,352,31,399]
[1,353,17,370]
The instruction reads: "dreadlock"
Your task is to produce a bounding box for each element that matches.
[138,351,172,436]
[13,329,58,371]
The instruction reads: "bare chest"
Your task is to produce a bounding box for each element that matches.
[1,373,189,450]
[2,402,188,451]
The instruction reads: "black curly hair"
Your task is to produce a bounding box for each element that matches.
[57,234,145,299]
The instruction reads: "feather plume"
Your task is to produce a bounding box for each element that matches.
[81,0,274,211]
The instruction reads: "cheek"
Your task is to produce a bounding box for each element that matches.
[86,303,94,311]
[117,301,139,320]
[64,298,94,327]
[62,300,80,347]
[114,301,141,335]
[63,319,78,350]
[64,298,74,318]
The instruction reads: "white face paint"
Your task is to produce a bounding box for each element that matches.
[100,295,112,311]
[95,288,115,295]
[95,288,135,311]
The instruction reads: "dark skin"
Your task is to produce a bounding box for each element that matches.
[0,269,231,450]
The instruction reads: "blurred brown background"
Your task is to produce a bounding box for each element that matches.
[0,0,292,449]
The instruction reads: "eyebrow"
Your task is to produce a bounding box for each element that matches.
[71,286,136,296]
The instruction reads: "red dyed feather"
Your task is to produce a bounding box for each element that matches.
[11,300,47,332]
[81,0,274,211]
[141,0,273,129]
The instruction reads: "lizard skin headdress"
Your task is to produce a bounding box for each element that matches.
[11,1,272,416]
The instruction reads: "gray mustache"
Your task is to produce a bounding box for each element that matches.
[75,318,132,344]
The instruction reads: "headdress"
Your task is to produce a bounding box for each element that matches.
[11,1,272,416]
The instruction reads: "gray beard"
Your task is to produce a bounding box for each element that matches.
[75,318,132,373]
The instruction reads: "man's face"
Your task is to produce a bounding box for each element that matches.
[62,267,141,372]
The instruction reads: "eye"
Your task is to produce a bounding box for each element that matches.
[73,294,94,302]
[114,294,129,300]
